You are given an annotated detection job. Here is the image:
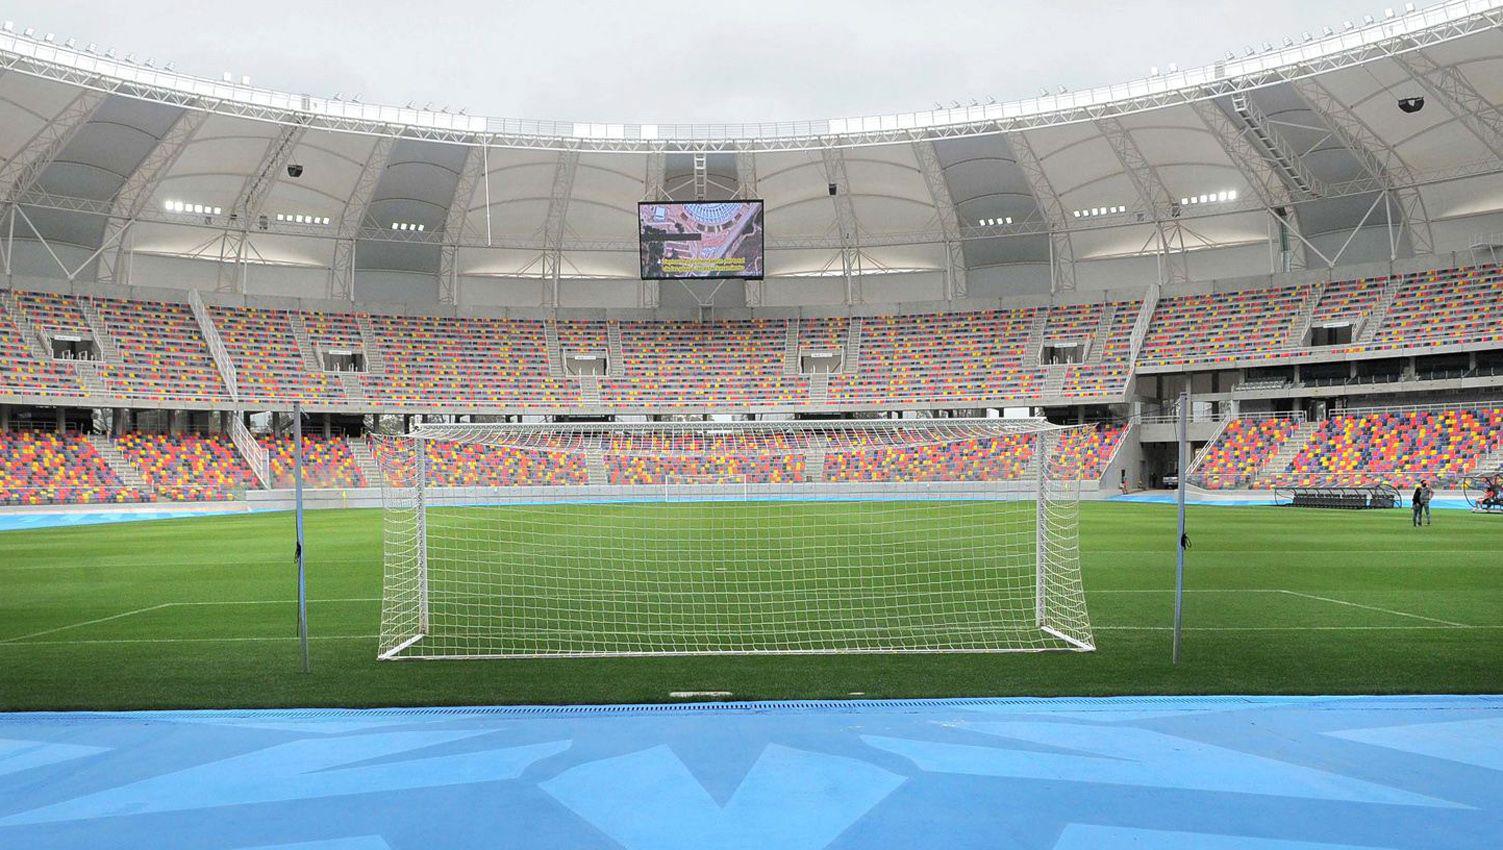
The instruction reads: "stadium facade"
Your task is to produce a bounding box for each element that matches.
[1,0,1502,500]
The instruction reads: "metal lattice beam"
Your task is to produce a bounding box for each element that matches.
[218,122,308,292]
[820,146,863,303]
[1290,76,1434,256]
[1226,94,1325,197]
[1188,98,1309,270]
[692,152,708,201]
[538,148,580,307]
[0,88,106,203]
[1097,117,1189,284]
[13,146,1499,268]
[912,139,966,298]
[438,144,487,305]
[1010,131,1077,292]
[329,135,395,300]
[97,107,209,284]
[1391,49,1503,160]
[1,4,1499,153]
[644,150,667,201]
[734,148,758,199]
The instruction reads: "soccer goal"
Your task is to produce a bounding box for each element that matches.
[373,418,1094,660]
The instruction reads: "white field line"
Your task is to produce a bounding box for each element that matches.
[0,599,381,645]
[1092,587,1478,628]
[5,627,1499,647]
[0,635,379,646]
[1094,625,1501,631]
[0,603,173,644]
[1275,588,1473,628]
[168,598,381,605]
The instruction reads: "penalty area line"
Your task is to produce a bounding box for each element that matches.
[0,603,173,644]
[0,634,380,647]
[1275,589,1474,628]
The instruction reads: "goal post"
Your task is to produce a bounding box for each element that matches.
[374,418,1095,660]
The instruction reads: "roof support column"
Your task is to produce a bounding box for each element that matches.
[1188,98,1309,272]
[912,138,966,299]
[98,108,209,285]
[1097,117,1189,285]
[539,148,579,309]
[1290,77,1433,259]
[330,135,395,301]
[438,143,487,306]
[819,146,862,304]
[1010,132,1075,292]
[219,122,307,293]
[0,89,106,205]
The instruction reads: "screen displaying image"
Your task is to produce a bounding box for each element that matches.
[638,200,765,280]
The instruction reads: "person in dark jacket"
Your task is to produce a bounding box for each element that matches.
[1412,481,1426,527]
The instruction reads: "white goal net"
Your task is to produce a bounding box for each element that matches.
[374,419,1094,660]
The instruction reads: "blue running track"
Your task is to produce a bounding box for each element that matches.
[1,695,1499,848]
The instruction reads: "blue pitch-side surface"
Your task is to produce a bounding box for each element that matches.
[1109,493,1478,510]
[0,507,271,532]
[0,696,1498,849]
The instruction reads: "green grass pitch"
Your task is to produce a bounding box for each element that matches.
[0,501,1499,710]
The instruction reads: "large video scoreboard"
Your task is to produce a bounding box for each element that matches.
[638,200,765,280]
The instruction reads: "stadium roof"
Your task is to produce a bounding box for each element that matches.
[2,0,1502,290]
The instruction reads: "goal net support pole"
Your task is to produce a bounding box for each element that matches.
[375,418,1095,660]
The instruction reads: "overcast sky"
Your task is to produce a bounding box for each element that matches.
[8,0,1400,124]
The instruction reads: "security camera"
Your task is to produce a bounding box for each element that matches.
[286,163,304,178]
[1397,96,1425,114]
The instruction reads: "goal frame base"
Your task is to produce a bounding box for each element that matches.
[378,630,1095,661]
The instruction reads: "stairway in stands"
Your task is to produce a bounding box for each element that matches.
[543,319,564,376]
[77,298,122,362]
[87,435,152,493]
[1085,303,1117,365]
[289,313,323,372]
[843,317,862,374]
[584,438,609,485]
[73,361,108,396]
[1040,367,1069,399]
[805,433,828,484]
[1356,277,1404,343]
[347,437,383,486]
[1251,420,1321,485]
[579,374,602,405]
[1020,310,1047,367]
[807,372,830,406]
[1284,282,1325,347]
[1,290,53,360]
[783,317,800,375]
[606,321,624,377]
[356,314,386,375]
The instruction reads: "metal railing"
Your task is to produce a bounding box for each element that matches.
[1127,285,1158,366]
[229,413,270,489]
[188,289,238,401]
